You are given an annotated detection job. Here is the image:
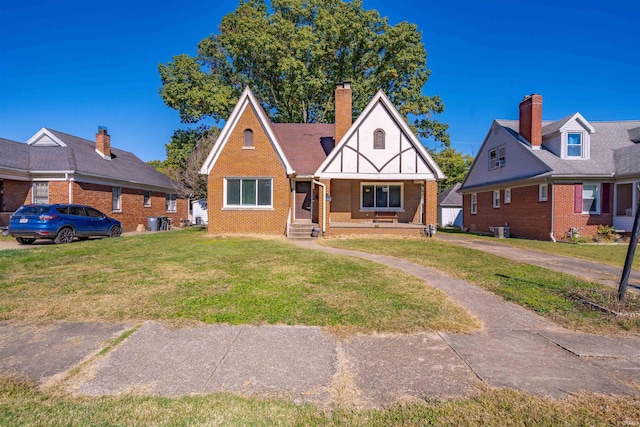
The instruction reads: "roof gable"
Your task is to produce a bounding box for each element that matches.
[460,121,551,192]
[315,90,444,180]
[26,127,67,147]
[200,87,294,175]
[438,183,462,206]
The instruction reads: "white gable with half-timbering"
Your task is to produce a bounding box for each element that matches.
[315,90,444,181]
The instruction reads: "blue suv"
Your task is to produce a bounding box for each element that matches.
[8,204,122,245]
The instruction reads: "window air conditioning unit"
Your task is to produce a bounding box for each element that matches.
[496,160,505,167]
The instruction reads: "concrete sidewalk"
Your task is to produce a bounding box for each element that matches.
[1,240,639,408]
[435,231,640,292]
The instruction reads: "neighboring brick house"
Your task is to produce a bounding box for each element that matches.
[459,94,640,241]
[0,127,188,231]
[199,83,445,237]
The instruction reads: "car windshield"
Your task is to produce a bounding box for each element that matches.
[15,205,50,215]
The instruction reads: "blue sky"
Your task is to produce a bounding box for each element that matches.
[1,0,638,161]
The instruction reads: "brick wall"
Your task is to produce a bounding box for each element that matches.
[207,104,290,235]
[73,182,188,232]
[463,184,552,240]
[553,183,613,240]
[23,180,69,205]
[463,183,614,241]
[2,177,187,233]
[424,180,438,226]
[2,180,30,211]
[325,179,436,225]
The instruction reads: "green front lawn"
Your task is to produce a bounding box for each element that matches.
[0,229,478,335]
[439,228,640,271]
[324,237,640,334]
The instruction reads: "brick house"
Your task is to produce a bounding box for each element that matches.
[459,94,640,241]
[199,83,445,237]
[0,127,188,232]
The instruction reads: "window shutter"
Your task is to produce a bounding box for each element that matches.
[574,184,583,214]
[601,183,611,214]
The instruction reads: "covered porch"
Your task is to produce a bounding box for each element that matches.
[613,180,640,233]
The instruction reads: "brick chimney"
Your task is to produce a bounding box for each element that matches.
[96,126,111,158]
[335,81,352,142]
[519,94,543,148]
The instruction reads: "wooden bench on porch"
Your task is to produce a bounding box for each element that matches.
[373,211,398,223]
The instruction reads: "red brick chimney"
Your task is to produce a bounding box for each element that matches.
[335,81,352,142]
[96,126,111,158]
[519,94,543,148]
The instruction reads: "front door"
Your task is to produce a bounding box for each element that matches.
[295,181,312,220]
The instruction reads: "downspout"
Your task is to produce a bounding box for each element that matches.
[312,179,326,237]
[549,181,556,242]
[65,173,72,203]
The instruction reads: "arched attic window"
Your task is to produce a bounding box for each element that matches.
[243,129,254,148]
[374,129,385,149]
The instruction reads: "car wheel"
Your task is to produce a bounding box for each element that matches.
[109,225,122,238]
[16,237,35,245]
[54,228,74,244]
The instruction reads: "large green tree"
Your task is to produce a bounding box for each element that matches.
[429,147,473,192]
[159,0,449,145]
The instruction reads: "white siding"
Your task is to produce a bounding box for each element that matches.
[438,207,462,227]
[463,122,550,189]
[191,199,208,225]
[543,133,562,157]
[320,101,435,179]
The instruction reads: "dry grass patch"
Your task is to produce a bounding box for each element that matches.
[0,230,479,334]
[2,376,639,426]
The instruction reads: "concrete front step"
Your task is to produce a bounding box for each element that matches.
[288,223,319,240]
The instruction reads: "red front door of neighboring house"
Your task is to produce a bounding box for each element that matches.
[295,181,312,221]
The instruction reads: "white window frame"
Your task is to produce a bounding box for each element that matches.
[360,182,404,211]
[489,145,506,170]
[144,191,152,207]
[470,193,477,214]
[166,193,177,212]
[112,187,122,212]
[539,184,548,202]
[224,177,273,209]
[582,184,599,214]
[32,182,49,204]
[566,132,583,158]
[493,190,500,208]
[504,188,511,204]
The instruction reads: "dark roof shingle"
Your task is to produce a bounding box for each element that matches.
[273,123,335,176]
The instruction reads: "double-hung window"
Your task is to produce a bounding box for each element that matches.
[582,184,599,214]
[112,187,122,211]
[144,191,151,207]
[470,193,477,214]
[361,183,402,209]
[504,188,511,204]
[225,178,272,208]
[32,182,49,204]
[489,145,506,170]
[567,133,582,157]
[493,190,500,208]
[166,194,177,212]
